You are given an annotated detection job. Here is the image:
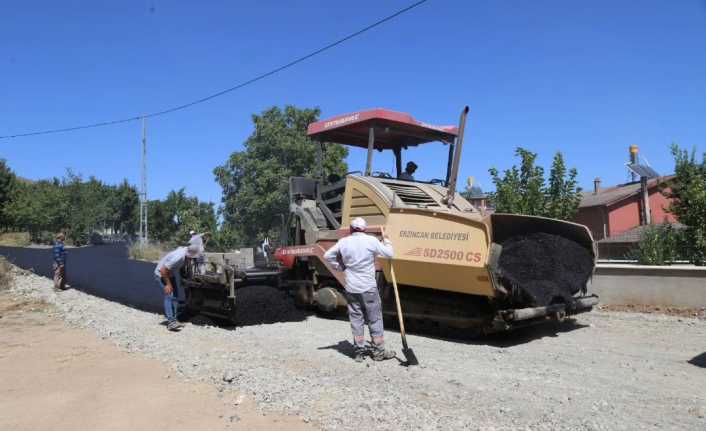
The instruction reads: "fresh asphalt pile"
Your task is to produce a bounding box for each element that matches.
[7,265,706,431]
[498,233,594,306]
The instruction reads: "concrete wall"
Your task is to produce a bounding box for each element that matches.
[589,264,706,308]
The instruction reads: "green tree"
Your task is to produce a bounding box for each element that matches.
[545,152,581,220]
[6,179,65,242]
[0,159,17,229]
[108,180,139,235]
[666,144,706,265]
[488,147,582,220]
[2,167,140,243]
[215,105,348,245]
[146,189,217,245]
[147,199,173,243]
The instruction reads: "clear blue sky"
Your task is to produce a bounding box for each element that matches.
[2,0,706,206]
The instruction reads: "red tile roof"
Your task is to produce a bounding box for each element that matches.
[579,176,674,208]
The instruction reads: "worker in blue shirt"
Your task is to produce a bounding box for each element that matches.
[52,232,68,290]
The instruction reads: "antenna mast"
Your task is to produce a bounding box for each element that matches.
[139,117,148,246]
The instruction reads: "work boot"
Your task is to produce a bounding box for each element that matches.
[167,321,181,332]
[372,349,396,361]
[353,346,367,363]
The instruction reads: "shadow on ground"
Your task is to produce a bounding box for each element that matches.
[479,320,591,347]
[318,340,357,358]
[313,312,589,349]
[318,340,406,365]
[231,285,312,327]
[688,352,706,368]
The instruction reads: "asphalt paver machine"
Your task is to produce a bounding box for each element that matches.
[274,106,599,335]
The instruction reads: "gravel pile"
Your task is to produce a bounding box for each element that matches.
[8,266,706,431]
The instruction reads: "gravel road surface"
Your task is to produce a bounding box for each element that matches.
[7,261,706,431]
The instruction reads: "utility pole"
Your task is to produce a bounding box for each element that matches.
[139,116,148,247]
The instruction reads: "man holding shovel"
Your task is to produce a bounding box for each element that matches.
[324,217,396,362]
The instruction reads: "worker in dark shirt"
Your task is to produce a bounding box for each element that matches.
[52,232,68,290]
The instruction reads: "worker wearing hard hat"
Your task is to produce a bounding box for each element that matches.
[324,217,396,362]
[398,161,417,181]
[188,231,211,274]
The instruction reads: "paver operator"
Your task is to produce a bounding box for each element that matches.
[398,161,417,181]
[324,217,396,362]
[154,244,202,331]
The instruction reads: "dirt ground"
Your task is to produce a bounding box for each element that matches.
[0,292,314,431]
[4,262,706,430]
[598,303,706,319]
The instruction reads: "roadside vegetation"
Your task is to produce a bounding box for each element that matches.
[665,144,706,265]
[628,144,706,265]
[628,224,684,265]
[128,242,166,262]
[0,232,30,247]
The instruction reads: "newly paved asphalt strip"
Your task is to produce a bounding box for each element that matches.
[0,244,163,313]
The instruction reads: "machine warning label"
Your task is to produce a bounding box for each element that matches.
[399,230,469,241]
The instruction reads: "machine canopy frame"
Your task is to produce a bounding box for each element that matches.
[307,108,459,180]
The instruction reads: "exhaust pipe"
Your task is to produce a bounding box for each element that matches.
[502,295,599,322]
[444,106,469,207]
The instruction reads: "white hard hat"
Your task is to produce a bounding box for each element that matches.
[350,217,367,231]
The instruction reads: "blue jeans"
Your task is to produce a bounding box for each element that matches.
[156,275,178,322]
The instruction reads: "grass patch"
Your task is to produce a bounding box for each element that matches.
[128,242,166,263]
[0,257,14,290]
[0,232,30,247]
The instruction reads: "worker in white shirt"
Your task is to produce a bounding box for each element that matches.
[324,217,396,362]
[154,244,202,331]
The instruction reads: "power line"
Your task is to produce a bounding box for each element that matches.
[1,0,429,140]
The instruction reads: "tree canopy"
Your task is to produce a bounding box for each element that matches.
[147,188,217,246]
[0,159,17,229]
[488,148,582,220]
[4,170,140,244]
[215,105,348,246]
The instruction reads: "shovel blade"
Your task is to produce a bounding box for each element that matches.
[402,347,419,366]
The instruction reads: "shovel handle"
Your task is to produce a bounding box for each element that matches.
[389,261,409,350]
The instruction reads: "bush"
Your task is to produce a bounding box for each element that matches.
[33,231,55,245]
[128,241,166,262]
[628,224,684,265]
[89,232,104,245]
